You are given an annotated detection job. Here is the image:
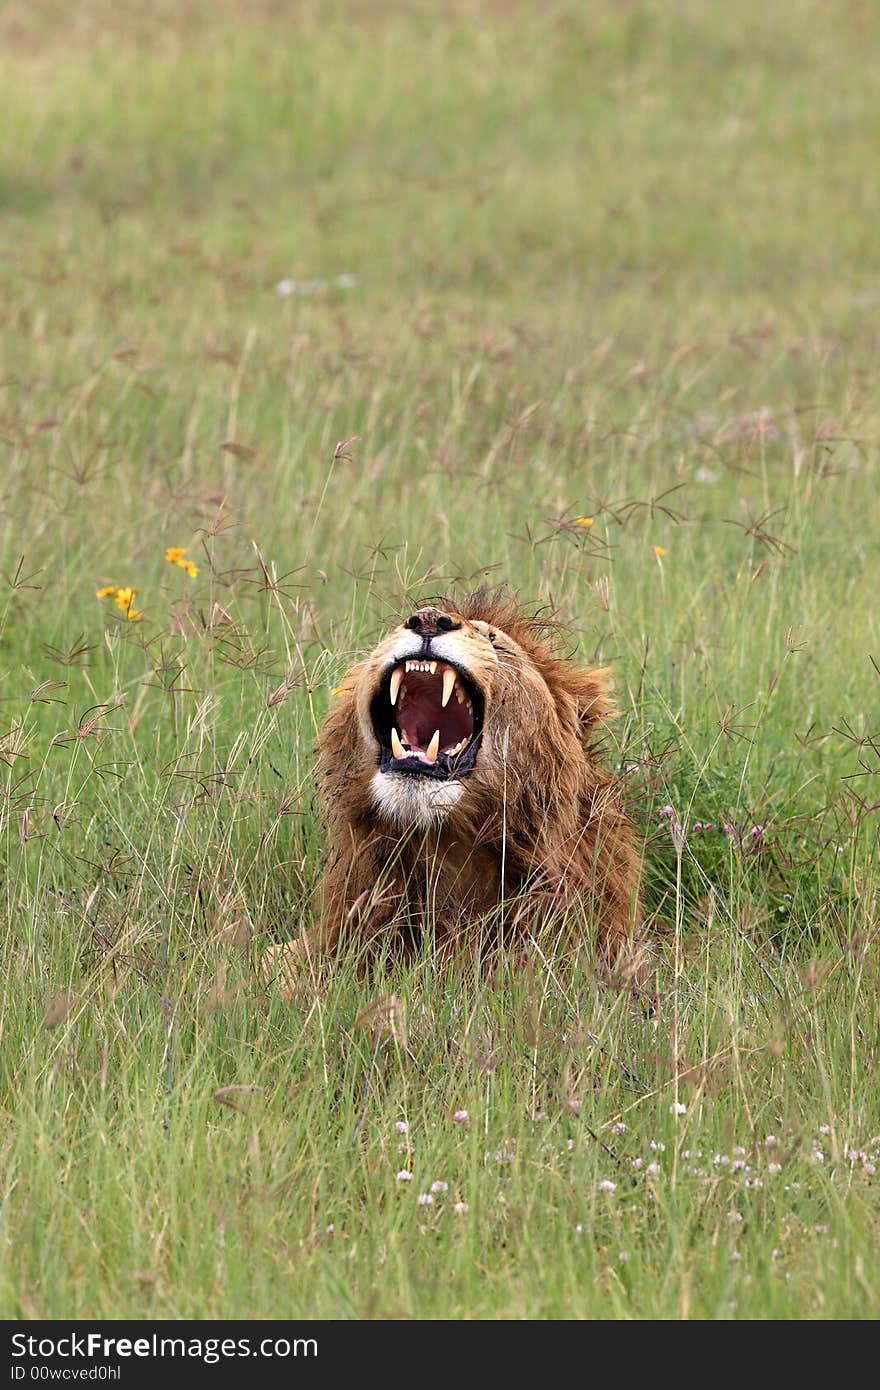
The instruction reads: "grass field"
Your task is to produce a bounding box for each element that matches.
[1,0,879,1319]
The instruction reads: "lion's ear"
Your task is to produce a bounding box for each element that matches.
[571,665,616,735]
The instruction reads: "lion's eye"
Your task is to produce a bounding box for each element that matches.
[487,631,497,644]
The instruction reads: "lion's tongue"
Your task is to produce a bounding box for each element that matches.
[398,680,472,753]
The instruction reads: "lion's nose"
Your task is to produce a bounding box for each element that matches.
[405,607,461,637]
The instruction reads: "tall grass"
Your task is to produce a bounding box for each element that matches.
[0,0,878,1318]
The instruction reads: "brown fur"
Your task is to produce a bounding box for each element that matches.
[312,590,642,967]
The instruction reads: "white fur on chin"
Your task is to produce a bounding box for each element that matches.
[369,770,465,828]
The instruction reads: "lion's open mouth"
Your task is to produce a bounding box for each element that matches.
[370,658,484,780]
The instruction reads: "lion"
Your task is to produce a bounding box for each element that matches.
[276,588,643,975]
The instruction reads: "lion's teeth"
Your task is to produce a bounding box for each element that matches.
[405,660,416,673]
[426,729,440,763]
[428,661,437,675]
[455,684,465,704]
[441,669,456,707]
[391,727,406,759]
[390,669,403,705]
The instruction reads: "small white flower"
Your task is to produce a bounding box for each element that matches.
[768,1162,781,1174]
[599,1180,617,1193]
[649,1140,666,1151]
[575,1223,584,1235]
[430,1180,449,1194]
[453,1201,469,1216]
[275,278,295,296]
[396,1169,413,1183]
[730,1250,741,1263]
[765,1134,778,1147]
[395,1120,408,1134]
[611,1121,628,1134]
[618,1251,630,1262]
[417,1193,434,1206]
[732,1146,746,1157]
[819,1124,831,1135]
[453,1110,469,1124]
[864,1163,877,1177]
[670,1102,687,1115]
[646,1162,661,1176]
[728,1210,743,1223]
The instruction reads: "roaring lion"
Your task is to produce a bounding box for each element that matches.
[300,589,643,970]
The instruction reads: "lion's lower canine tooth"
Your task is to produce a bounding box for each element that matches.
[426,729,440,763]
[390,669,403,705]
[391,728,406,759]
[441,668,456,707]
[455,684,465,703]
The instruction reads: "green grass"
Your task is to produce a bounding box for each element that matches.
[1,0,879,1319]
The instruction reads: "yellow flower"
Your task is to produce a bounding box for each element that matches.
[96,585,118,598]
[652,545,667,558]
[126,608,143,622]
[166,546,198,577]
[575,516,595,527]
[114,586,139,614]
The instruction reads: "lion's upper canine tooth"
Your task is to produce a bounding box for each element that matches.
[441,668,456,708]
[391,727,406,760]
[426,729,440,763]
[390,669,403,705]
